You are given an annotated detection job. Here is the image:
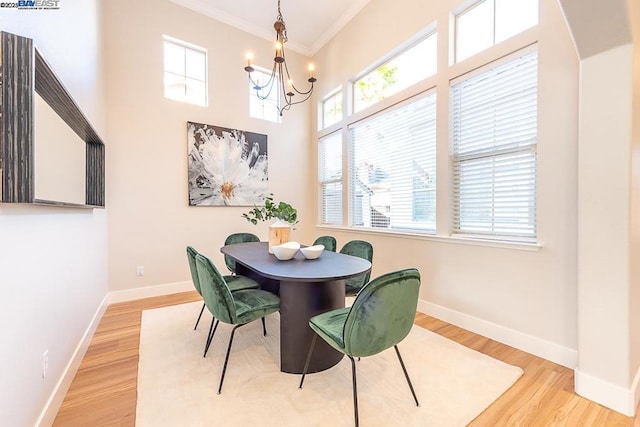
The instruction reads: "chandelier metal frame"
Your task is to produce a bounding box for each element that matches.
[244,0,316,117]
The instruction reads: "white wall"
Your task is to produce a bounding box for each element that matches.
[630,0,640,409]
[556,0,640,415]
[311,0,580,366]
[575,44,634,411]
[0,1,108,425]
[103,0,313,293]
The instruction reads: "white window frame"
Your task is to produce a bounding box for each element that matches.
[320,87,343,130]
[348,91,438,234]
[319,131,343,225]
[450,46,538,242]
[162,35,208,107]
[316,5,542,249]
[249,65,282,123]
[352,29,438,114]
[453,0,539,63]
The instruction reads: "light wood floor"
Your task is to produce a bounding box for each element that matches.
[54,291,637,426]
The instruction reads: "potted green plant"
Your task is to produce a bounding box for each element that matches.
[242,193,299,253]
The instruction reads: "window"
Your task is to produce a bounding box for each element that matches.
[319,132,343,224]
[451,50,538,240]
[249,67,281,123]
[321,89,343,129]
[354,32,437,112]
[349,92,437,232]
[455,0,538,63]
[318,7,539,244]
[163,36,207,106]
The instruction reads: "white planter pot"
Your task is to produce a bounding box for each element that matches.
[268,219,292,254]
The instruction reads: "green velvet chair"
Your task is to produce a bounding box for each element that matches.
[195,253,281,394]
[224,232,260,274]
[312,235,337,252]
[186,246,260,356]
[298,268,421,427]
[339,240,374,296]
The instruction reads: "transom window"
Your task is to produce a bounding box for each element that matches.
[455,0,538,63]
[353,32,437,113]
[163,36,207,106]
[321,89,343,130]
[249,66,281,123]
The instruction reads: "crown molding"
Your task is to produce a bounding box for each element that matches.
[170,0,312,56]
[170,0,372,57]
[308,0,371,56]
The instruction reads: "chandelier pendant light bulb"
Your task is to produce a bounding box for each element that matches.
[244,0,317,116]
[244,52,254,73]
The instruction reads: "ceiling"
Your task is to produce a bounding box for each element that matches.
[558,0,633,59]
[170,0,372,57]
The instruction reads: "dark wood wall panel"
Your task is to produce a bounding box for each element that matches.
[1,32,34,203]
[86,142,104,207]
[34,50,103,146]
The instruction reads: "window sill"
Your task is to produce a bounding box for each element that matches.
[315,225,542,252]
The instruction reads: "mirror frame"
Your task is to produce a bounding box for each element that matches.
[0,31,105,208]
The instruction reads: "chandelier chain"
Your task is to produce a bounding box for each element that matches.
[276,0,288,43]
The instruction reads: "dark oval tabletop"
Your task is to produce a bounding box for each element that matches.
[220,242,371,282]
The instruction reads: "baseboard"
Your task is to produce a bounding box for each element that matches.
[417,299,578,369]
[35,281,195,425]
[108,280,194,304]
[36,293,109,427]
[575,368,638,416]
[634,366,640,416]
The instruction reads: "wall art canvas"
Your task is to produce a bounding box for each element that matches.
[187,121,268,206]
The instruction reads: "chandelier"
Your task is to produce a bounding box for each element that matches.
[244,0,316,117]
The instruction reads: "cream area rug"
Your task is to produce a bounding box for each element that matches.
[136,302,523,427]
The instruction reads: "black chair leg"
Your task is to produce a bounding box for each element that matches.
[394,345,419,407]
[261,317,267,336]
[218,324,242,394]
[298,334,317,389]
[348,355,359,427]
[203,319,219,358]
[194,302,206,330]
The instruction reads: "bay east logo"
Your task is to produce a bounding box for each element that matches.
[17,0,60,8]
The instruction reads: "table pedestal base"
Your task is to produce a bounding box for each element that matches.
[279,279,345,374]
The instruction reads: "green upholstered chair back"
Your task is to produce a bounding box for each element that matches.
[186,246,202,296]
[312,235,337,252]
[340,240,374,290]
[195,254,237,324]
[224,232,260,273]
[343,268,420,357]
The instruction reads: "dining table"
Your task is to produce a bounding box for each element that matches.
[220,241,372,374]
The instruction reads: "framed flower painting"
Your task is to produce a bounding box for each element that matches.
[187,121,268,206]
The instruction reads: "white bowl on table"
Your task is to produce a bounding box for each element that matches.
[272,241,300,261]
[300,244,324,260]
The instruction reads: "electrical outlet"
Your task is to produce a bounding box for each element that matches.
[136,266,144,276]
[42,350,48,379]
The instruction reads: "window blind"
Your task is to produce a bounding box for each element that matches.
[349,92,437,232]
[319,132,343,224]
[451,50,538,240]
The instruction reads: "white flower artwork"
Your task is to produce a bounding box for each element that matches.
[188,122,268,206]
